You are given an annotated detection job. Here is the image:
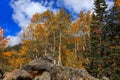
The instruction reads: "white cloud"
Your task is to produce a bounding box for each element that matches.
[106,0,114,10]
[63,0,94,13]
[7,36,21,47]
[10,0,49,28]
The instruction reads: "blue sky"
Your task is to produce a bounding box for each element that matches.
[0,0,113,46]
[0,0,21,37]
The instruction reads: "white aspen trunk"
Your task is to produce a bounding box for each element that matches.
[45,36,47,56]
[83,33,86,52]
[20,63,22,69]
[67,26,70,35]
[53,32,56,55]
[77,39,79,54]
[58,31,62,65]
[45,46,47,56]
[50,43,52,52]
[20,57,22,69]
[74,39,77,57]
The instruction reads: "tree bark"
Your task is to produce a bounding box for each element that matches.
[58,31,62,65]
[74,39,77,57]
[45,36,47,55]
[53,32,56,55]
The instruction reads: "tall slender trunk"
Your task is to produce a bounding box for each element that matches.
[58,31,62,65]
[20,63,22,69]
[53,32,56,55]
[45,36,47,55]
[77,39,79,54]
[74,39,77,57]
[83,32,86,53]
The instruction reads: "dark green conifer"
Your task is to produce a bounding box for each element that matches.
[89,0,108,78]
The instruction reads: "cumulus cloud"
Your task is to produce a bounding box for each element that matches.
[63,0,94,13]
[7,36,21,47]
[106,0,114,9]
[10,0,50,28]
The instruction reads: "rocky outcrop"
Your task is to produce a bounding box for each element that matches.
[0,69,4,79]
[33,71,51,80]
[51,66,98,80]
[4,69,32,80]
[3,55,99,80]
[22,54,55,73]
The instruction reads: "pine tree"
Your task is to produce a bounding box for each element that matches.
[105,0,120,79]
[90,0,108,78]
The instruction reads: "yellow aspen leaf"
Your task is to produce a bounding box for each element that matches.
[0,27,10,48]
[2,52,12,57]
[20,46,28,55]
[116,0,120,6]
[78,63,83,69]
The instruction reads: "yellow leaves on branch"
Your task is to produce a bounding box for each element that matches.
[3,49,30,69]
[116,0,120,6]
[31,13,40,23]
[0,38,10,47]
[2,50,16,57]
[65,50,73,56]
[28,23,48,40]
[70,22,80,34]
[2,52,12,57]
[84,25,90,32]
[3,45,28,57]
[19,46,28,55]
[0,27,3,41]
[8,58,28,69]
[33,24,48,38]
[78,63,83,69]
[109,46,120,49]
[0,27,10,48]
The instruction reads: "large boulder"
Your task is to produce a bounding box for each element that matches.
[33,71,51,80]
[102,76,110,80]
[22,54,55,73]
[22,55,99,80]
[4,69,32,80]
[51,66,98,80]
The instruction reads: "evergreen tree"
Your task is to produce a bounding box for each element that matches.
[89,0,108,78]
[105,0,120,79]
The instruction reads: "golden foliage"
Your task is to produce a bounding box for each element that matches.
[0,27,10,48]
[8,58,28,69]
[2,52,12,57]
[116,0,120,6]
[78,63,83,69]
[31,13,40,23]
[19,46,28,55]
